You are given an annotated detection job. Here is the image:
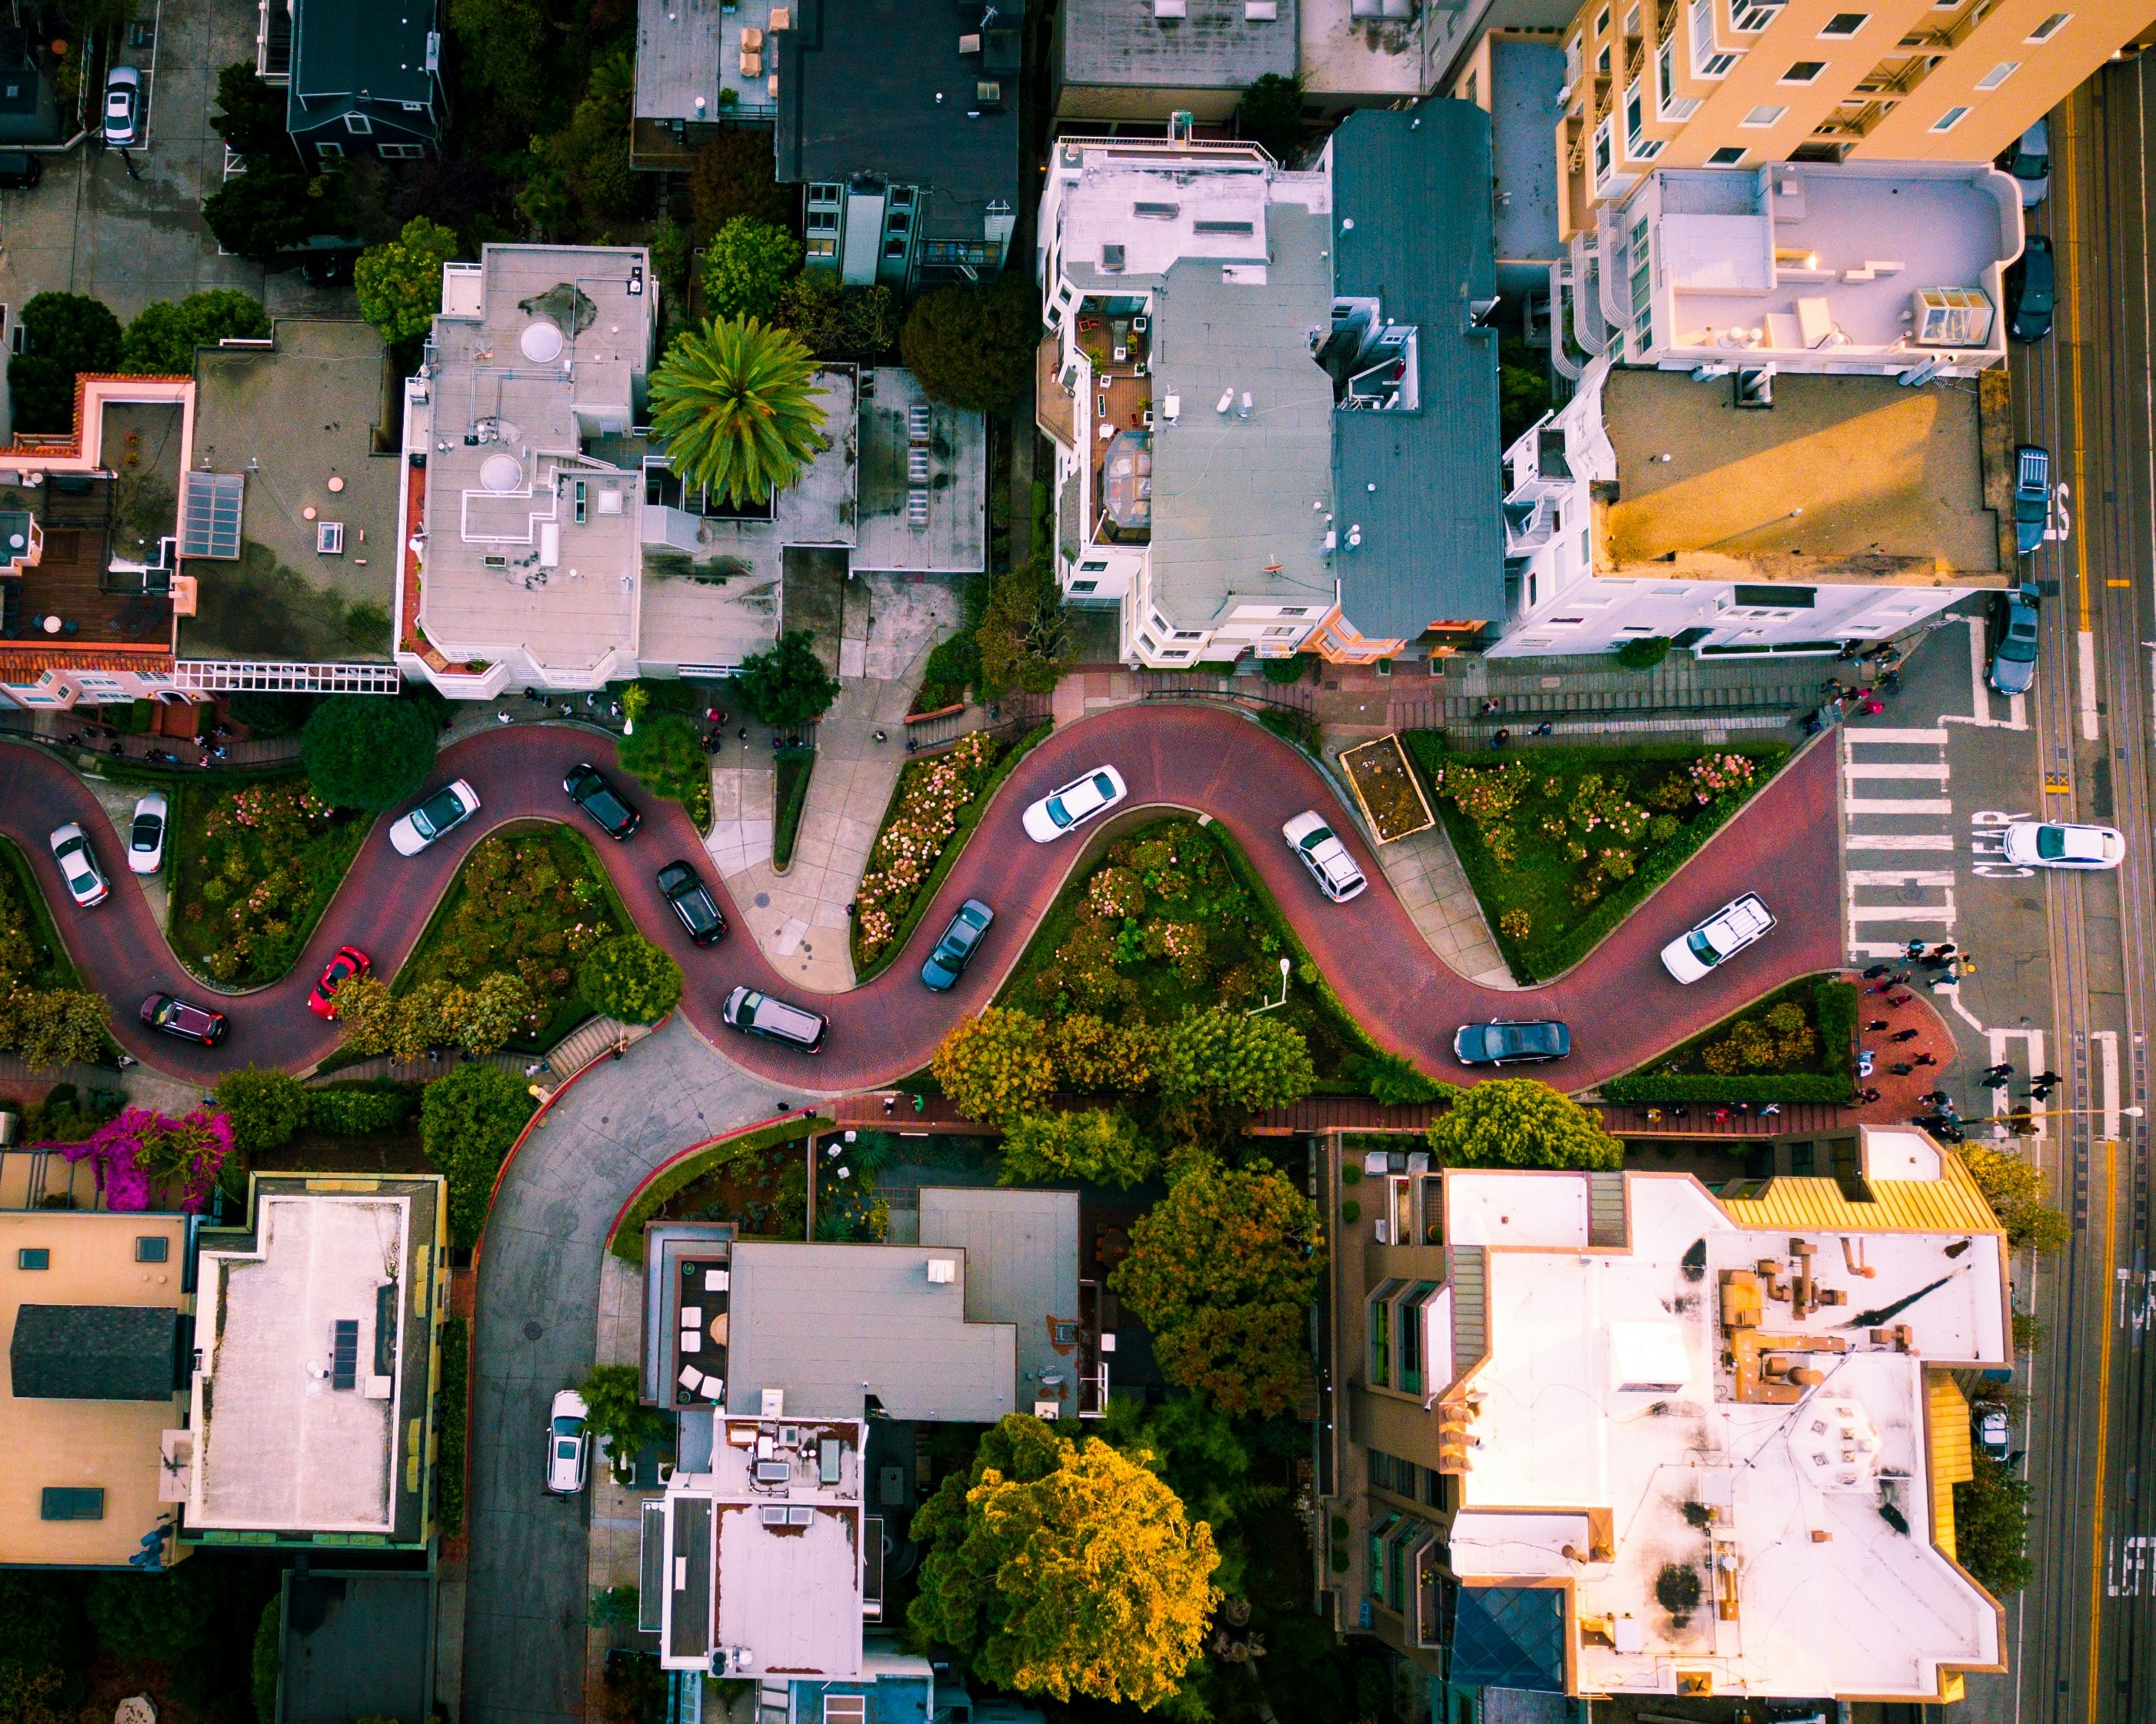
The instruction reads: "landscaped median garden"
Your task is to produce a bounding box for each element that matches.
[0,837,111,1069]
[1404,735,1788,983]
[608,1113,833,1262]
[1598,974,1860,1104]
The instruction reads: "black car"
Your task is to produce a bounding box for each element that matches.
[656,859,726,946]
[564,763,641,839]
[2004,233,2054,342]
[921,898,994,991]
[1453,1020,1571,1067]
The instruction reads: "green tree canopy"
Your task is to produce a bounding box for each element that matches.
[1109,1158,1325,1416]
[997,1109,1157,1189]
[445,0,554,140]
[731,627,840,727]
[202,161,347,267]
[86,1566,217,1664]
[0,988,112,1070]
[931,1007,1056,1124]
[580,1362,668,1466]
[700,217,801,321]
[1237,74,1305,160]
[214,1067,308,1158]
[355,218,462,345]
[899,271,1037,411]
[1355,1049,1458,1107]
[577,934,683,1025]
[650,316,828,507]
[1098,1393,1275,1597]
[1953,1449,2033,1596]
[1957,1143,2070,1253]
[909,1414,1219,1709]
[1423,1077,1624,1170]
[7,293,121,434]
[690,130,798,234]
[1154,1006,1316,1138]
[211,62,291,159]
[420,1062,537,1247]
[773,277,900,361]
[120,290,271,376]
[617,711,706,796]
[299,694,438,811]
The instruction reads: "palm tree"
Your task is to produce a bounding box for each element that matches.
[648,315,828,508]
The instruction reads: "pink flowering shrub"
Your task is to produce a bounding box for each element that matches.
[48,1107,233,1213]
[855,732,999,958]
[1688,753,1756,801]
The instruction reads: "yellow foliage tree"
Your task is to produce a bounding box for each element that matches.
[931,1007,1056,1123]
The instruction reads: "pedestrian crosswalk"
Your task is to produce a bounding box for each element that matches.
[1841,729,1959,962]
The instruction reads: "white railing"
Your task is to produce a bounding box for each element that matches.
[172,661,403,694]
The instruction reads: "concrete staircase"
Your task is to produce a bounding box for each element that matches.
[1434,652,1831,743]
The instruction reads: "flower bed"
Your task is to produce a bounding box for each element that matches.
[172,777,374,987]
[608,1113,832,1262]
[51,1106,233,1211]
[1601,976,1858,1104]
[1338,735,1434,843]
[1406,737,1788,983]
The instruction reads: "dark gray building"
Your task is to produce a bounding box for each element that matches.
[285,0,444,167]
[1052,0,1296,127]
[774,0,1019,291]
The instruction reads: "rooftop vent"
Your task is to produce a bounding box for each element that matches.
[926,1258,956,1283]
[1100,243,1125,272]
[1194,219,1255,235]
[1154,0,1186,15]
[1134,201,1180,220]
[330,1320,358,1390]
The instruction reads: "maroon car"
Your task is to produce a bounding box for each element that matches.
[140,993,227,1047]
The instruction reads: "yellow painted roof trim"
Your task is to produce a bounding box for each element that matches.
[1715,1153,2002,1238]
[1928,1376,1973,1563]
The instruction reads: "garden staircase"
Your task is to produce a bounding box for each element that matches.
[1435,653,1831,744]
[302,1015,652,1088]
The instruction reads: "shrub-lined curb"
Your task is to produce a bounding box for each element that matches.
[607,1111,834,1263]
[1601,977,1858,1104]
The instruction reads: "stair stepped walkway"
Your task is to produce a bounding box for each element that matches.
[305,1014,651,1088]
[1436,653,1834,744]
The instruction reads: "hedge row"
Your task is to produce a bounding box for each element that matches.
[1602,978,1858,1104]
[608,1114,832,1263]
[305,1084,412,1133]
[435,1315,468,1536]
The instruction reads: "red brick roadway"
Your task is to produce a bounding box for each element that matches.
[0,705,1854,1095]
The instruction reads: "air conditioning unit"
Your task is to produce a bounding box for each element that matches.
[927,1258,956,1284]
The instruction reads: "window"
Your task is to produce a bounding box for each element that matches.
[1626,85,1645,145]
[1070,580,1098,594]
[1691,1,1741,77]
[1595,119,1613,178]
[316,521,345,554]
[377,142,425,159]
[807,208,838,235]
[2027,12,2070,41]
[1624,4,1641,32]
[16,1248,48,1270]
[1708,144,1748,163]
[1658,39,1701,118]
[344,112,374,135]
[1734,0,1784,28]
[1742,104,1787,125]
[1079,558,1108,572]
[1595,5,1611,34]
[1931,105,1970,131]
[316,141,343,157]
[1598,43,1611,74]
[135,1236,169,1263]
[1368,1282,1401,1387]
[1974,61,2019,88]
[808,182,841,207]
[1781,61,1826,81]
[883,237,908,260]
[1173,630,1205,641]
[40,1488,104,1521]
[1565,35,1584,85]
[1398,1283,1439,1394]
[1821,11,1866,32]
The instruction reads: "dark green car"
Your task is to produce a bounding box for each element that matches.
[921,898,995,991]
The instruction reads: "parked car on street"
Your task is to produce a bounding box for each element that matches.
[2004,233,2054,341]
[564,762,641,839]
[921,898,995,991]
[1988,586,2041,697]
[657,860,727,945]
[389,779,480,855]
[1281,811,1367,903]
[308,946,372,1018]
[1974,1403,2011,1463]
[127,792,167,875]
[102,65,141,147]
[2000,118,2050,206]
[0,151,42,190]
[2001,820,2124,870]
[1660,893,1775,983]
[1454,1020,1571,1067]
[721,986,827,1053]
[545,1389,590,1494]
[140,992,227,1046]
[48,823,108,907]
[2011,446,2051,556]
[1021,765,1127,842]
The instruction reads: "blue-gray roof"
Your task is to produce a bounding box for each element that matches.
[1329,102,1506,641]
[290,0,435,115]
[1448,1583,1568,1692]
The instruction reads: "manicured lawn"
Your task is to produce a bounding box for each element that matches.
[396,827,629,1049]
[168,775,375,987]
[1404,735,1788,983]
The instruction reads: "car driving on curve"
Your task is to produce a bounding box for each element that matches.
[1281,810,1367,903]
[1988,584,2041,697]
[2001,820,2124,870]
[545,1389,590,1494]
[657,860,727,945]
[921,899,995,991]
[308,946,372,1018]
[1661,892,1775,984]
[141,992,228,1046]
[48,824,108,907]
[565,762,641,839]
[128,793,167,874]
[389,780,480,856]
[1454,1020,1572,1067]
[721,986,827,1053]
[1021,765,1127,842]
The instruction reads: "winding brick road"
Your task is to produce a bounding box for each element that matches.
[0,707,1843,1090]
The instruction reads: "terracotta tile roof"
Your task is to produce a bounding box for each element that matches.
[0,644,176,677]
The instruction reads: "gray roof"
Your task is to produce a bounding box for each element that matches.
[1059,0,1296,94]
[1489,38,1565,268]
[1329,102,1507,639]
[918,1189,1080,1415]
[290,0,436,110]
[1149,203,1338,629]
[11,1304,176,1401]
[774,0,1020,250]
[725,1243,1015,1422]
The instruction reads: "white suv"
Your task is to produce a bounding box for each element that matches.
[1281,811,1367,903]
[1660,893,1774,984]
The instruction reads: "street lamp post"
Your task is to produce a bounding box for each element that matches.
[1248,956,1293,1016]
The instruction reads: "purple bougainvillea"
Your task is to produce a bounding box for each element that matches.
[43,1107,234,1213]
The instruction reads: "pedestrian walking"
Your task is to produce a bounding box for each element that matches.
[1491,728,1511,749]
[872,729,888,744]
[1531,721,1554,737]
[1984,1061,2014,1079]
[1761,1102,1781,1117]
[1983,1071,2011,1089]
[1714,1106,1732,1124]
[1891,1027,1921,1043]
[1921,1089,1951,1107]
[1859,697,1885,717]
[1889,1062,1915,1077]
[1887,990,1914,1007]
[1644,1107,1663,1125]
[1867,1018,1891,1033]
[1863,964,1893,980]
[1858,1087,1881,1103]
[1931,942,1958,960]
[495,711,512,725]
[2031,1069,2061,1087]
[2030,1081,2056,1103]
[1905,938,1927,960]
[1914,1051,1938,1067]
[1480,697,1501,716]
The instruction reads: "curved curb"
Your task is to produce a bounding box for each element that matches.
[602,1104,832,1260]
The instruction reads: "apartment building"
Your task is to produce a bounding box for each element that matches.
[1328,1127,2010,1704]
[1034,102,1505,670]
[1557,0,2156,240]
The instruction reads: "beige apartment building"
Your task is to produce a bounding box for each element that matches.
[1556,0,2156,237]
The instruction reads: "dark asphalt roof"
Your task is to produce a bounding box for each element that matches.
[11,1303,177,1401]
[291,0,435,107]
[1058,0,1295,92]
[774,0,1019,247]
[1329,102,1507,641]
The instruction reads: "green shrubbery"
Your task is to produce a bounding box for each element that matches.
[1601,978,1858,1104]
[420,1063,538,1248]
[577,934,683,1025]
[0,839,109,1070]
[435,1316,468,1535]
[609,1116,831,1260]
[171,779,371,987]
[300,696,438,812]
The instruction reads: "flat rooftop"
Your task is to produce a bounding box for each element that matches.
[1599,367,2001,583]
[1060,0,1295,93]
[855,369,985,574]
[919,1187,1081,1416]
[1300,0,1426,98]
[635,0,785,122]
[1488,37,1565,268]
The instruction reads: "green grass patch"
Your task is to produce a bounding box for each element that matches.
[0,834,82,990]
[771,748,815,870]
[1602,976,1857,1104]
[1404,734,1789,983]
[609,1114,832,1262]
[435,1316,468,1536]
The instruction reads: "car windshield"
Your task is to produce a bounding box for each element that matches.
[1301,825,1333,850]
[1045,794,1074,827]
[1686,928,1724,965]
[2035,826,2068,860]
[131,816,160,844]
[1092,773,1115,797]
[416,789,461,835]
[2000,628,2038,663]
[552,1416,583,1438]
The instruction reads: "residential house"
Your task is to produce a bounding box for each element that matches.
[272,0,445,165]
[1035,102,1505,670]
[775,0,1021,291]
[1053,0,1298,126]
[1450,32,1569,309]
[1328,1127,2009,1702]
[631,0,787,168]
[181,1174,448,1550]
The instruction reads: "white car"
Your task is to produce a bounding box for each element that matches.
[1021,764,1127,843]
[2001,820,2123,870]
[1660,892,1774,984]
[389,779,481,856]
[48,824,108,907]
[1282,810,1367,903]
[102,65,141,148]
[545,1389,590,1495]
[128,792,167,875]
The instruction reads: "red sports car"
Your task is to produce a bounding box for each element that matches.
[308,945,372,1018]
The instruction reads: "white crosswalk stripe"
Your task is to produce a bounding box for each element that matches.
[1842,729,1959,967]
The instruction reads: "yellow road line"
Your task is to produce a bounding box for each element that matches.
[2089,1135,2116,1720]
[2064,100,2093,634]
